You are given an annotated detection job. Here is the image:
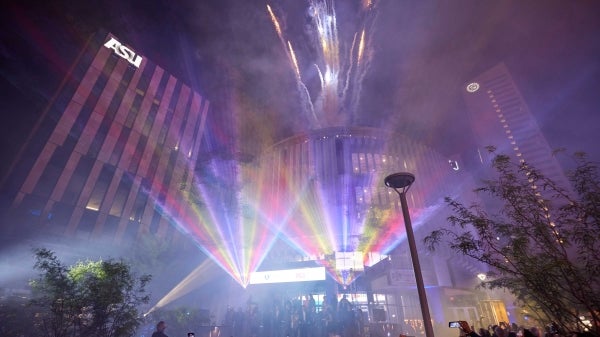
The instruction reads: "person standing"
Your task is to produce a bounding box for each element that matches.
[459,321,482,337]
[152,321,169,337]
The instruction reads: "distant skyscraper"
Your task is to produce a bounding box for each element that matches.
[463,62,569,187]
[1,32,209,244]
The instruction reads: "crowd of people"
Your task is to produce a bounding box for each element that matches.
[150,295,594,337]
[220,294,366,337]
[460,321,594,337]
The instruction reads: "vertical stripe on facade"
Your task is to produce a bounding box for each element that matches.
[10,32,208,244]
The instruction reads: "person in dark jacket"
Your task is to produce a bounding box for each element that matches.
[152,321,169,337]
[459,321,482,337]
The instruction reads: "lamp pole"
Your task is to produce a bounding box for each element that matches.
[384,172,435,337]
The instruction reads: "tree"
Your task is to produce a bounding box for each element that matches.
[425,153,600,337]
[29,248,152,337]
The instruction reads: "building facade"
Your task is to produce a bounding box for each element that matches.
[463,62,569,187]
[257,126,478,331]
[1,32,209,244]
[461,63,571,327]
[259,127,465,255]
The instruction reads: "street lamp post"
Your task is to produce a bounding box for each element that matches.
[384,172,435,337]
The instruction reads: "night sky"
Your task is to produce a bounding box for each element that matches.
[2,0,600,172]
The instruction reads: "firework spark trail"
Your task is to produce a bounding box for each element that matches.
[347,25,374,124]
[141,0,404,289]
[341,32,359,100]
[315,64,325,89]
[310,0,343,126]
[264,0,456,287]
[287,41,301,78]
[266,4,284,41]
[261,0,385,285]
[267,0,377,127]
[357,29,366,64]
[341,28,368,104]
[266,4,295,73]
[300,82,320,127]
[267,4,319,127]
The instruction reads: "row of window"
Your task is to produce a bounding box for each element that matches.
[13,34,207,241]
[266,132,457,234]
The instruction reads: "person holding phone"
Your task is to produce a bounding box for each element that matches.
[459,321,482,337]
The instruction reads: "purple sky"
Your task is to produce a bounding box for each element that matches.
[2,0,599,174]
[155,0,600,164]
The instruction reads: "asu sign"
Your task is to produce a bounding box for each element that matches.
[104,37,142,68]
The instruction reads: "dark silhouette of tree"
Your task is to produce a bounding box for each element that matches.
[425,153,600,337]
[29,248,151,337]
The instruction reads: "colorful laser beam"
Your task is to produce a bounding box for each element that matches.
[140,153,285,288]
[146,258,217,315]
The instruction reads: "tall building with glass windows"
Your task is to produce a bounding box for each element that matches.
[1,31,209,244]
[460,63,572,326]
[463,62,569,187]
[260,126,464,255]
[257,126,477,327]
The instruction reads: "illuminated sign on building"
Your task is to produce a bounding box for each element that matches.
[249,267,326,285]
[466,82,480,93]
[448,159,460,171]
[104,37,142,68]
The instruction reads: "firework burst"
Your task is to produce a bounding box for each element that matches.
[267,0,378,128]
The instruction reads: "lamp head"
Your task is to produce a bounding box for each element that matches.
[384,172,415,189]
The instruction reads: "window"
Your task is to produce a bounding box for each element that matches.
[109,174,133,217]
[128,135,148,173]
[62,156,94,204]
[103,215,120,238]
[109,126,131,165]
[48,202,74,230]
[85,164,115,211]
[130,179,150,222]
[33,146,70,197]
[336,139,344,174]
[78,208,99,234]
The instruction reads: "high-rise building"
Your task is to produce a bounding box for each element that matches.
[257,126,476,325]
[0,32,209,244]
[463,62,569,187]
[260,127,465,256]
[461,63,573,326]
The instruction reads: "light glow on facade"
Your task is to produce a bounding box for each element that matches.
[249,267,326,285]
[103,37,143,68]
